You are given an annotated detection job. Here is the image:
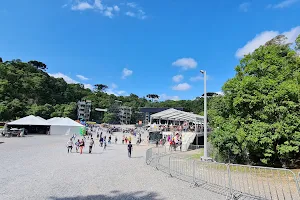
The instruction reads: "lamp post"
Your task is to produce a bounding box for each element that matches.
[200,70,208,160]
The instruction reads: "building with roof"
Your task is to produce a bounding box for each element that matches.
[150,108,204,124]
[139,107,184,124]
[77,100,92,121]
[119,106,132,124]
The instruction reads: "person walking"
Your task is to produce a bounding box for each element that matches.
[66,138,73,153]
[75,139,80,153]
[108,135,111,144]
[99,137,103,147]
[79,139,85,154]
[103,138,107,150]
[89,138,95,153]
[127,141,133,158]
[115,137,118,144]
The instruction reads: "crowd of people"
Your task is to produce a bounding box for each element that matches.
[65,126,137,157]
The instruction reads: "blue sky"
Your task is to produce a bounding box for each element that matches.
[1,0,300,100]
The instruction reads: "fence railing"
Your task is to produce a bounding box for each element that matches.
[146,147,300,200]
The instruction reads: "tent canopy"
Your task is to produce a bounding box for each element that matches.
[150,108,204,124]
[7,115,49,126]
[47,117,84,127]
[47,117,84,135]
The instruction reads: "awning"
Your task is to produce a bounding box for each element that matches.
[151,108,204,124]
[7,115,49,126]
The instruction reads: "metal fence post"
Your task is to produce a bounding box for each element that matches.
[156,155,160,170]
[227,164,233,199]
[193,160,197,186]
[169,156,172,177]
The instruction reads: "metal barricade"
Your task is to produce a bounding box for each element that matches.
[194,161,230,197]
[145,147,300,200]
[228,164,300,200]
[169,156,194,182]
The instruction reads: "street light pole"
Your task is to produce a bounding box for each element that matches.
[200,70,208,159]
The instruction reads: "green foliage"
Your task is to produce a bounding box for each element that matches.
[0,60,90,120]
[296,34,300,51]
[0,59,205,123]
[28,60,47,70]
[102,112,117,123]
[146,94,159,102]
[209,36,300,168]
[94,84,108,92]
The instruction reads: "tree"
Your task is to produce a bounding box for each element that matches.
[28,60,47,70]
[94,84,108,92]
[296,34,300,51]
[102,112,117,123]
[265,35,288,46]
[209,36,300,168]
[146,94,159,102]
[0,57,2,63]
[0,58,205,123]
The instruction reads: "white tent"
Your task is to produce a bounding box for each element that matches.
[8,115,49,126]
[47,117,84,135]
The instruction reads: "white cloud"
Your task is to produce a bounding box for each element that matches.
[137,9,147,20]
[106,88,127,96]
[84,84,93,90]
[104,10,113,18]
[172,83,191,91]
[127,2,137,8]
[94,0,104,10]
[268,0,299,9]
[49,72,78,84]
[172,75,184,82]
[111,83,118,89]
[70,0,118,18]
[76,74,89,81]
[282,26,300,43]
[126,11,135,17]
[239,2,251,12]
[71,2,93,11]
[172,58,197,70]
[49,72,94,90]
[106,89,117,96]
[236,31,279,58]
[236,26,300,58]
[117,90,126,95]
[160,94,180,101]
[190,75,204,82]
[69,0,146,19]
[124,2,146,19]
[122,68,133,79]
[114,5,120,12]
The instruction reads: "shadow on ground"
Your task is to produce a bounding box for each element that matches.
[49,190,164,200]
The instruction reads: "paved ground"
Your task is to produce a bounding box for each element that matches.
[0,131,224,200]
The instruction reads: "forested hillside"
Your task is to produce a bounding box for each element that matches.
[0,59,204,121]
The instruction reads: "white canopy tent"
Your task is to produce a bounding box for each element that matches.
[47,117,84,135]
[7,115,50,135]
[150,108,204,124]
[7,115,49,126]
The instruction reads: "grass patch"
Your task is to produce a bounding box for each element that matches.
[188,149,204,160]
